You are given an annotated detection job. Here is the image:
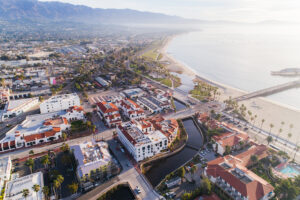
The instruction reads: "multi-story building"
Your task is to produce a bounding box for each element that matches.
[117,121,168,162]
[96,101,122,127]
[148,116,179,145]
[1,97,39,121]
[204,155,274,200]
[0,156,12,190]
[40,93,80,113]
[0,107,84,152]
[212,131,249,155]
[5,172,44,200]
[71,141,113,189]
[120,99,145,120]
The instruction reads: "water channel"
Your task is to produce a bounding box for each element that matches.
[173,99,187,111]
[145,118,204,187]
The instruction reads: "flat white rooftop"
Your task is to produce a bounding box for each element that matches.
[5,172,44,200]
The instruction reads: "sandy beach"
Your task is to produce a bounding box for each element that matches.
[160,35,300,144]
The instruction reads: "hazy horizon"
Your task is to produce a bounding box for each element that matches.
[39,0,300,24]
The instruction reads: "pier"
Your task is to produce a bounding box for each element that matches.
[234,79,300,101]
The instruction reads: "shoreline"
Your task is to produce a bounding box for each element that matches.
[159,34,300,142]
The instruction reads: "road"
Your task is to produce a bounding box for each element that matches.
[221,112,300,162]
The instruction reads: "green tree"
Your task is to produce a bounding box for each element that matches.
[62,132,67,141]
[29,150,34,156]
[224,145,231,155]
[60,143,70,153]
[267,136,273,145]
[250,155,258,164]
[68,182,78,194]
[26,158,34,173]
[42,186,50,200]
[39,96,44,102]
[179,167,186,178]
[41,155,50,169]
[22,189,30,199]
[32,184,40,200]
[201,177,212,195]
[269,123,274,136]
[275,179,299,200]
[0,78,5,87]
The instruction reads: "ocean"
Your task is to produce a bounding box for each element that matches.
[167,24,300,110]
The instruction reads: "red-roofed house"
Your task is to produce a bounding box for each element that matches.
[120,99,145,120]
[96,101,121,127]
[204,155,274,200]
[212,132,250,155]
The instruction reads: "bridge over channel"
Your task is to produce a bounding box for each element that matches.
[234,79,300,101]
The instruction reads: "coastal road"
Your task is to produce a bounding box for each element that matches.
[221,111,300,162]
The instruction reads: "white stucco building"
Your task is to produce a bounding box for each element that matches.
[1,98,39,121]
[5,172,44,200]
[0,106,84,152]
[119,99,145,120]
[71,141,112,181]
[40,93,80,113]
[117,121,168,162]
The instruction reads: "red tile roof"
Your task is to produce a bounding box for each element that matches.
[97,101,119,113]
[24,128,61,142]
[206,156,274,200]
[235,144,269,167]
[213,132,249,149]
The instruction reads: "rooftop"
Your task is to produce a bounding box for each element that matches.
[206,155,274,200]
[6,98,38,111]
[42,93,78,104]
[118,122,151,146]
[71,141,112,178]
[5,172,44,200]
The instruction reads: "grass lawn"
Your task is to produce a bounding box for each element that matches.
[160,78,172,87]
[142,50,159,60]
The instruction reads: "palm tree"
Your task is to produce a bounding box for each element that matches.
[276,128,283,141]
[41,155,50,169]
[55,175,64,198]
[260,119,265,132]
[25,158,34,174]
[281,121,285,129]
[286,133,292,152]
[250,155,258,164]
[42,186,50,200]
[68,182,79,194]
[269,124,274,136]
[53,179,60,198]
[267,136,273,145]
[22,189,30,200]
[32,184,40,200]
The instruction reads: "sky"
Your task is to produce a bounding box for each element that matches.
[39,0,300,23]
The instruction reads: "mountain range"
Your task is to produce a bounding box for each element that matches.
[0,0,197,25]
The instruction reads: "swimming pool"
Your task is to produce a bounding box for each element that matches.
[280,165,300,178]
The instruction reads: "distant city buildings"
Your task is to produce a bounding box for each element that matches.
[40,93,80,113]
[5,172,44,200]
